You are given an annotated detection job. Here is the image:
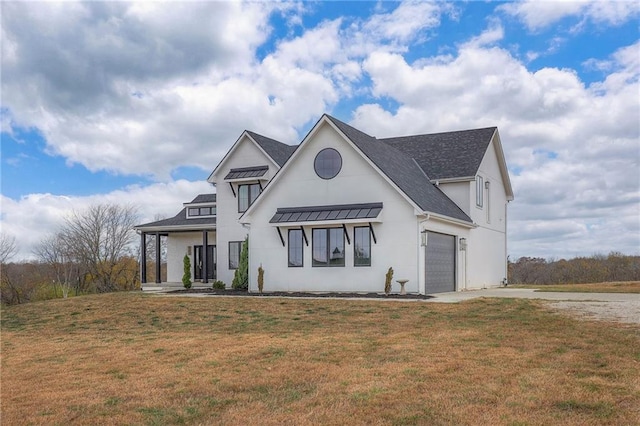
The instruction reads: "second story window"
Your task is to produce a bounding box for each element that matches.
[238,183,261,213]
[476,176,484,208]
[187,206,216,217]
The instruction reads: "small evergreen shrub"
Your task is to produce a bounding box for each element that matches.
[212,280,226,290]
[384,267,394,295]
[232,237,249,290]
[182,255,192,289]
[257,265,264,293]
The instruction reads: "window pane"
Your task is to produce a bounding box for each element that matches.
[211,207,217,215]
[200,207,211,216]
[314,148,342,179]
[249,184,261,205]
[288,229,303,267]
[354,227,371,266]
[238,185,249,212]
[229,241,240,269]
[328,228,345,266]
[188,208,199,216]
[476,176,483,207]
[312,229,327,266]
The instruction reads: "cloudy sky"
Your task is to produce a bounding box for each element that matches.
[1,0,639,261]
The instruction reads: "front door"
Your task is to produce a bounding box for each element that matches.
[194,245,216,280]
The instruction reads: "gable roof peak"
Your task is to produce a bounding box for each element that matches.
[245,130,298,167]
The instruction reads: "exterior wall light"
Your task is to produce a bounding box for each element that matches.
[459,238,467,251]
[421,230,428,246]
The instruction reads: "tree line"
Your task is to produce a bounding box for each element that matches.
[1,204,143,305]
[508,252,640,285]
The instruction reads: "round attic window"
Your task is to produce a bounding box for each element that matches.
[314,148,342,179]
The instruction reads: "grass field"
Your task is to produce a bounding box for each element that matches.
[2,293,639,425]
[513,281,640,294]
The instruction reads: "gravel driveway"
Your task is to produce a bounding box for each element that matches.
[426,288,640,325]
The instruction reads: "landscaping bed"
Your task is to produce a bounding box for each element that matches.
[169,288,433,299]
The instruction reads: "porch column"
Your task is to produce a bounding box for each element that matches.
[155,232,162,284]
[202,231,209,284]
[140,232,147,284]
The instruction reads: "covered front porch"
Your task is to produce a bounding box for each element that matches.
[138,228,217,285]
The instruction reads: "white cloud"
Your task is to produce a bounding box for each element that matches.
[1,1,638,262]
[352,37,639,259]
[500,0,640,31]
[1,180,212,261]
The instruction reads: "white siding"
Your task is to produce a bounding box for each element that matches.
[244,122,422,293]
[166,231,216,283]
[210,135,280,286]
[467,136,509,288]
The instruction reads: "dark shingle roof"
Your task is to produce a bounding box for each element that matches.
[224,165,268,180]
[247,131,297,167]
[381,127,496,180]
[135,208,216,230]
[135,193,216,230]
[270,202,383,224]
[189,194,216,204]
[326,116,472,223]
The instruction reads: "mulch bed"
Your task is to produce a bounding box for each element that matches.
[168,288,432,299]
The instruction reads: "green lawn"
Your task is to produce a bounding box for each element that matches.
[2,292,639,425]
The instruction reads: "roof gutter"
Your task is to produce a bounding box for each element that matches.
[429,176,475,184]
[419,211,477,228]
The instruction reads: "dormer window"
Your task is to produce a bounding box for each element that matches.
[187,206,216,218]
[238,183,261,213]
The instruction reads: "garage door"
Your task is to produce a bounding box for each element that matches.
[425,231,456,293]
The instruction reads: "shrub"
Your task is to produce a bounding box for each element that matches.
[212,280,226,290]
[384,267,394,295]
[257,265,264,293]
[232,237,249,290]
[182,255,192,289]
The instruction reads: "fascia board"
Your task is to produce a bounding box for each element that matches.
[430,176,475,184]
[491,129,515,201]
[239,115,331,222]
[207,132,280,183]
[324,119,425,214]
[134,224,217,233]
[419,212,477,228]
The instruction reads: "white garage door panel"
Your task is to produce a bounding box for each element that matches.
[426,232,455,293]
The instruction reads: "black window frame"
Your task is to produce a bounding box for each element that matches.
[228,241,242,270]
[353,226,371,267]
[288,229,304,267]
[238,183,261,213]
[188,206,216,217]
[314,148,342,180]
[312,227,345,267]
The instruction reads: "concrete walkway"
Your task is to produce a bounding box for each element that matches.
[425,288,640,303]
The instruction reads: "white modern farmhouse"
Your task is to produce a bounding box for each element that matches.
[135,114,513,294]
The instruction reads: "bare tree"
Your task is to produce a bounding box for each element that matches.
[0,233,18,264]
[33,233,81,298]
[61,204,139,292]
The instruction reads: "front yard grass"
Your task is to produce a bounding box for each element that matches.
[2,292,639,425]
[513,281,640,293]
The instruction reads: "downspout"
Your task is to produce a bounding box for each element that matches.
[417,215,430,295]
[504,200,509,286]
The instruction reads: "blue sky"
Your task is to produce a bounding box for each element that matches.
[1,1,639,260]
